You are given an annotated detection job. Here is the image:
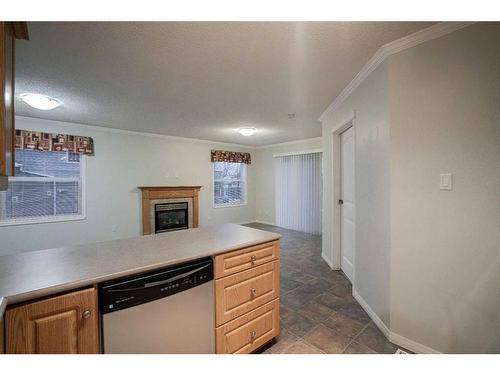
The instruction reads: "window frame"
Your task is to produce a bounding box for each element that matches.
[212,161,247,208]
[0,153,87,226]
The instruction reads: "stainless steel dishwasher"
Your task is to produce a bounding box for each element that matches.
[99,257,214,353]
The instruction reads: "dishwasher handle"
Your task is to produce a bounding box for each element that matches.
[107,264,211,293]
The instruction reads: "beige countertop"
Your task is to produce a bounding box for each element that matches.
[0,223,281,318]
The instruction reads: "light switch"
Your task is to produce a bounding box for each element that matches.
[440,173,453,191]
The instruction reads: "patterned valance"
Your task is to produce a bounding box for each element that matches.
[15,130,94,155]
[211,149,251,164]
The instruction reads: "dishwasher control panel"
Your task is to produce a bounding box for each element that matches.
[99,257,213,314]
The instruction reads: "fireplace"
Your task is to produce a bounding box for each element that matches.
[139,186,202,235]
[154,202,189,233]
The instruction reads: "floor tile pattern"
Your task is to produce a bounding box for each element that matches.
[244,223,403,354]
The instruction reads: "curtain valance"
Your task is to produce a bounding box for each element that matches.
[15,130,94,155]
[211,150,251,164]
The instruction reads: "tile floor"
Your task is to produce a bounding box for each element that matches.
[243,222,404,354]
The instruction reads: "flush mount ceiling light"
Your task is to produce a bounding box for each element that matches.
[19,93,62,110]
[237,127,257,136]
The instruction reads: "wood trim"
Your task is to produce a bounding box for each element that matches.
[0,22,15,178]
[0,22,6,177]
[11,22,29,40]
[192,191,199,228]
[139,186,202,191]
[140,186,202,235]
[0,313,4,354]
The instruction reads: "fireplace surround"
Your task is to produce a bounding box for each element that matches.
[139,186,202,235]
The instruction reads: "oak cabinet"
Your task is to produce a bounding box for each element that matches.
[0,22,28,190]
[0,22,15,190]
[214,240,280,354]
[5,287,99,354]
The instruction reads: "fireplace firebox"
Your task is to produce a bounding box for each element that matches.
[154,202,189,233]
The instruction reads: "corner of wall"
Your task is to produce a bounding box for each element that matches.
[352,288,441,354]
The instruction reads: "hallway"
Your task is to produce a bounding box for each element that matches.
[244,223,402,354]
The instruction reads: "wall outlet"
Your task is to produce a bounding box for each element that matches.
[111,225,117,232]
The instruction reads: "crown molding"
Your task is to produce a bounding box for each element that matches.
[17,116,323,151]
[319,22,475,123]
[15,116,257,150]
[255,136,322,150]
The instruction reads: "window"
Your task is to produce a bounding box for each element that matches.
[213,162,246,207]
[0,149,85,225]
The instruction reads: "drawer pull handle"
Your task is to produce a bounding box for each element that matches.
[250,288,257,297]
[251,255,257,265]
[250,330,256,342]
[82,310,92,319]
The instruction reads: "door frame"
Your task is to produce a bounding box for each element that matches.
[329,113,356,283]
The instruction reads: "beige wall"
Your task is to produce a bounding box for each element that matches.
[321,23,500,353]
[254,138,322,224]
[389,23,500,353]
[321,62,391,326]
[0,116,256,256]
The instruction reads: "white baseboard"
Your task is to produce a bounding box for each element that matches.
[352,289,441,354]
[233,221,255,225]
[321,252,335,269]
[352,289,391,338]
[389,331,441,354]
[254,220,275,226]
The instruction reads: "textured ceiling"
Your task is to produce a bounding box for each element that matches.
[16,22,434,146]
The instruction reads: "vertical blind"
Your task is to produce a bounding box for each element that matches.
[275,152,322,235]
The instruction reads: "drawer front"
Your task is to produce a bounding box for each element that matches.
[215,261,279,326]
[214,241,279,279]
[216,299,279,354]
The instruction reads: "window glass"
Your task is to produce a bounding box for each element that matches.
[0,149,84,223]
[213,162,246,207]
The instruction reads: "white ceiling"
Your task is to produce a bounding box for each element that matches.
[16,22,434,146]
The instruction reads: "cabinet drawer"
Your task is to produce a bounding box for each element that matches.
[215,260,279,326]
[216,299,279,354]
[214,241,279,279]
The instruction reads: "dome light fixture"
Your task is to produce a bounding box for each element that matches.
[19,93,62,110]
[237,127,257,137]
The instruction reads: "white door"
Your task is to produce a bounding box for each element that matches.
[340,127,355,283]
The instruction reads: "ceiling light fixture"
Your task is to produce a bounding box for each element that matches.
[19,93,62,110]
[237,127,257,136]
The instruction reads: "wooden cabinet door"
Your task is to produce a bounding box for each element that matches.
[5,288,99,354]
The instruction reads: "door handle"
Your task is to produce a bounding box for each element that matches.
[338,199,344,205]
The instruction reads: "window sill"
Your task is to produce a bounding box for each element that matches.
[0,214,86,227]
[213,202,248,209]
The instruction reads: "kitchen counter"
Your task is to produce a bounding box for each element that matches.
[0,223,281,318]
